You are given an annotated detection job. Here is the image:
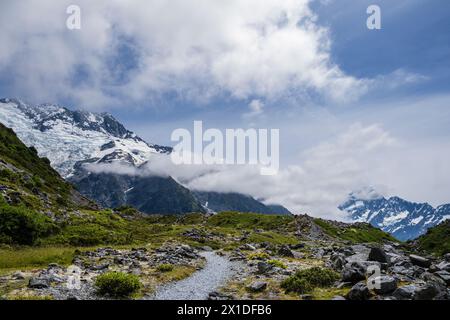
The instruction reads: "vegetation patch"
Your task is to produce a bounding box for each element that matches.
[156,264,174,272]
[414,220,450,256]
[207,211,293,231]
[281,267,339,294]
[267,259,287,269]
[314,219,397,243]
[0,246,75,271]
[95,272,142,298]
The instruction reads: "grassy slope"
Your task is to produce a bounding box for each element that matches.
[414,220,450,256]
[314,218,398,243]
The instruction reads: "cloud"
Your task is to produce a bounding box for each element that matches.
[86,123,395,220]
[0,0,367,109]
[179,123,395,219]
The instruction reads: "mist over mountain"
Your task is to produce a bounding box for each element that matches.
[0,98,287,215]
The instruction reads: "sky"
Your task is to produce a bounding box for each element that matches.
[0,0,449,219]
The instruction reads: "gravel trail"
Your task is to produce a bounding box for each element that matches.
[151,251,240,300]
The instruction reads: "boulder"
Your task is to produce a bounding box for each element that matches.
[409,254,431,268]
[371,276,397,294]
[330,253,346,271]
[444,253,450,262]
[28,277,49,289]
[247,281,267,292]
[414,284,440,300]
[393,285,416,300]
[434,270,450,285]
[257,261,273,274]
[346,282,372,300]
[332,295,346,300]
[420,272,447,287]
[342,262,366,284]
[278,245,294,258]
[368,247,390,264]
[12,272,26,280]
[436,261,450,272]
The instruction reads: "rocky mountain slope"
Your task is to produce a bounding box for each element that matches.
[340,191,450,241]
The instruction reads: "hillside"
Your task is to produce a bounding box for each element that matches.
[412,220,450,256]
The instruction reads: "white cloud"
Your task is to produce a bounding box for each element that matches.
[0,0,366,109]
[86,123,395,220]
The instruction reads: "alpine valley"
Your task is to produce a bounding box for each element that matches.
[0,100,449,301]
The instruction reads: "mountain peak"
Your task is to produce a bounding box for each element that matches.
[340,191,450,241]
[0,98,171,177]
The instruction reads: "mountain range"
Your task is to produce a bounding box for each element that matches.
[3,98,449,239]
[339,190,450,241]
[0,98,290,216]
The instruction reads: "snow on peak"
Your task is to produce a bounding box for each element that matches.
[0,98,171,177]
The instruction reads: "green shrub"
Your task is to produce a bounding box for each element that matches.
[247,252,270,260]
[281,267,339,294]
[268,259,287,269]
[157,264,174,272]
[0,203,56,245]
[95,272,142,297]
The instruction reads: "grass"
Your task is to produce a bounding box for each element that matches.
[156,264,174,272]
[0,246,76,271]
[267,259,287,269]
[314,219,398,243]
[154,265,197,282]
[414,220,450,256]
[207,211,293,231]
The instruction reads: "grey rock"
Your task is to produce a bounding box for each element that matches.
[28,277,49,289]
[346,282,372,300]
[12,272,26,280]
[371,276,397,294]
[330,254,346,271]
[247,281,267,292]
[278,245,294,258]
[409,254,431,268]
[420,272,447,287]
[414,284,440,300]
[444,253,450,262]
[368,247,390,264]
[257,261,273,274]
[342,262,366,284]
[241,244,256,251]
[332,295,346,300]
[393,285,416,300]
[436,261,450,272]
[300,294,313,300]
[434,270,450,285]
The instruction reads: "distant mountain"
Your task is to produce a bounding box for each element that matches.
[0,98,171,177]
[340,191,450,241]
[0,98,288,216]
[193,191,292,215]
[0,98,204,215]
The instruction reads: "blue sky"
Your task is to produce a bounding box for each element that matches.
[0,0,449,216]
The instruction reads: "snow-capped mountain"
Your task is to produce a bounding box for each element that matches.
[340,191,450,241]
[0,98,171,177]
